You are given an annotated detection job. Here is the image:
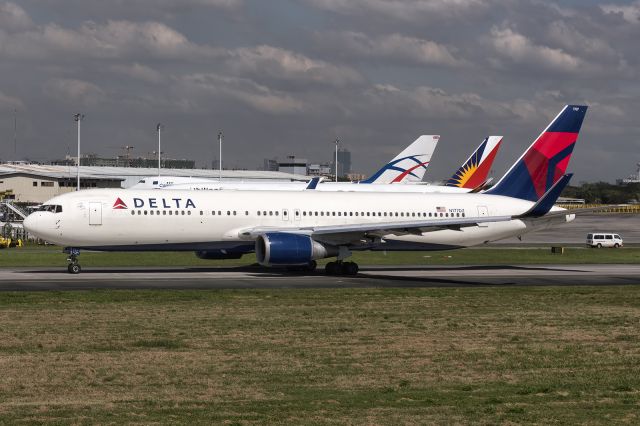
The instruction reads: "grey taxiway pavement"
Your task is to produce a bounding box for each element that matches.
[0,264,638,291]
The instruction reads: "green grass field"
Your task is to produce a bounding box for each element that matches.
[0,287,639,424]
[1,244,640,268]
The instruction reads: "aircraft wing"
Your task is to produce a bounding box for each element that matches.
[239,215,513,245]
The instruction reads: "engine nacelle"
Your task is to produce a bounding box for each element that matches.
[255,233,336,266]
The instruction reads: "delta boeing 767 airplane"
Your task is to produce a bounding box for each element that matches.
[24,105,587,275]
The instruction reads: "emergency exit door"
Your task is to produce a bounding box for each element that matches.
[89,202,102,225]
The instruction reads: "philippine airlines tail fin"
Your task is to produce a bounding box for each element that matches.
[445,136,502,189]
[486,105,587,202]
[361,135,439,184]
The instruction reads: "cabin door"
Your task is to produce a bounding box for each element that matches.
[477,205,489,227]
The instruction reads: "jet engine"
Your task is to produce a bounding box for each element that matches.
[255,232,336,266]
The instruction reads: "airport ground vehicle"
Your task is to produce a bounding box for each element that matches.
[24,105,586,275]
[587,233,623,248]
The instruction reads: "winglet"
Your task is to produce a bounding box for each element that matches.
[515,173,573,218]
[305,176,322,190]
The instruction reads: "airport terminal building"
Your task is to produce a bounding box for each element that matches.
[0,163,307,204]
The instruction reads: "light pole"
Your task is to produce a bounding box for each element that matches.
[74,113,84,191]
[334,137,339,182]
[156,123,163,176]
[218,130,223,181]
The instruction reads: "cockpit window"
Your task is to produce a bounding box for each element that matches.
[37,204,63,213]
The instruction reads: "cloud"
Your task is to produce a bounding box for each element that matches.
[362,83,516,120]
[547,20,618,60]
[0,2,33,32]
[43,78,106,105]
[0,90,24,111]
[305,0,487,22]
[110,63,165,83]
[178,73,305,114]
[488,26,582,73]
[225,45,362,87]
[0,18,221,61]
[317,31,462,67]
[601,1,640,23]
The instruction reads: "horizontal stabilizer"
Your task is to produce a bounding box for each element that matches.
[515,173,573,218]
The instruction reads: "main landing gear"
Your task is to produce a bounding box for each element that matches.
[325,247,358,276]
[325,260,359,276]
[65,248,81,274]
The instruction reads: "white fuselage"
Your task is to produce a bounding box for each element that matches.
[24,188,571,252]
[131,179,471,194]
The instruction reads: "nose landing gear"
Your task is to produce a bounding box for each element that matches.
[64,247,82,274]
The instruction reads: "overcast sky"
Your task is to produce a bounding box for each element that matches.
[0,0,639,182]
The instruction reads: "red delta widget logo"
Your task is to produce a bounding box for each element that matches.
[113,198,128,209]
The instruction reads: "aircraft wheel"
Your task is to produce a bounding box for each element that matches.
[325,262,338,275]
[68,263,81,274]
[344,262,359,275]
[305,260,318,272]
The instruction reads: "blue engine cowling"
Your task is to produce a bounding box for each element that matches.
[255,233,335,266]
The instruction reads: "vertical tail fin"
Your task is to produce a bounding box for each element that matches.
[486,105,587,201]
[361,135,439,184]
[445,136,502,188]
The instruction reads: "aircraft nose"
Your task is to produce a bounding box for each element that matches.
[23,213,38,235]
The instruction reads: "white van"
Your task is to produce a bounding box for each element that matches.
[586,233,623,248]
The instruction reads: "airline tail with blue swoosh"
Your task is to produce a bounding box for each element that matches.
[486,105,588,202]
[361,135,439,184]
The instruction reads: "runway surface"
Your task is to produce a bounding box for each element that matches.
[1,264,639,291]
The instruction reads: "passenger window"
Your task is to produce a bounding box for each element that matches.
[163,211,166,215]
[200,211,203,216]
[181,211,185,215]
[131,211,135,215]
[258,211,261,216]
[144,211,148,215]
[245,211,249,216]
[275,211,278,216]
[188,211,191,215]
